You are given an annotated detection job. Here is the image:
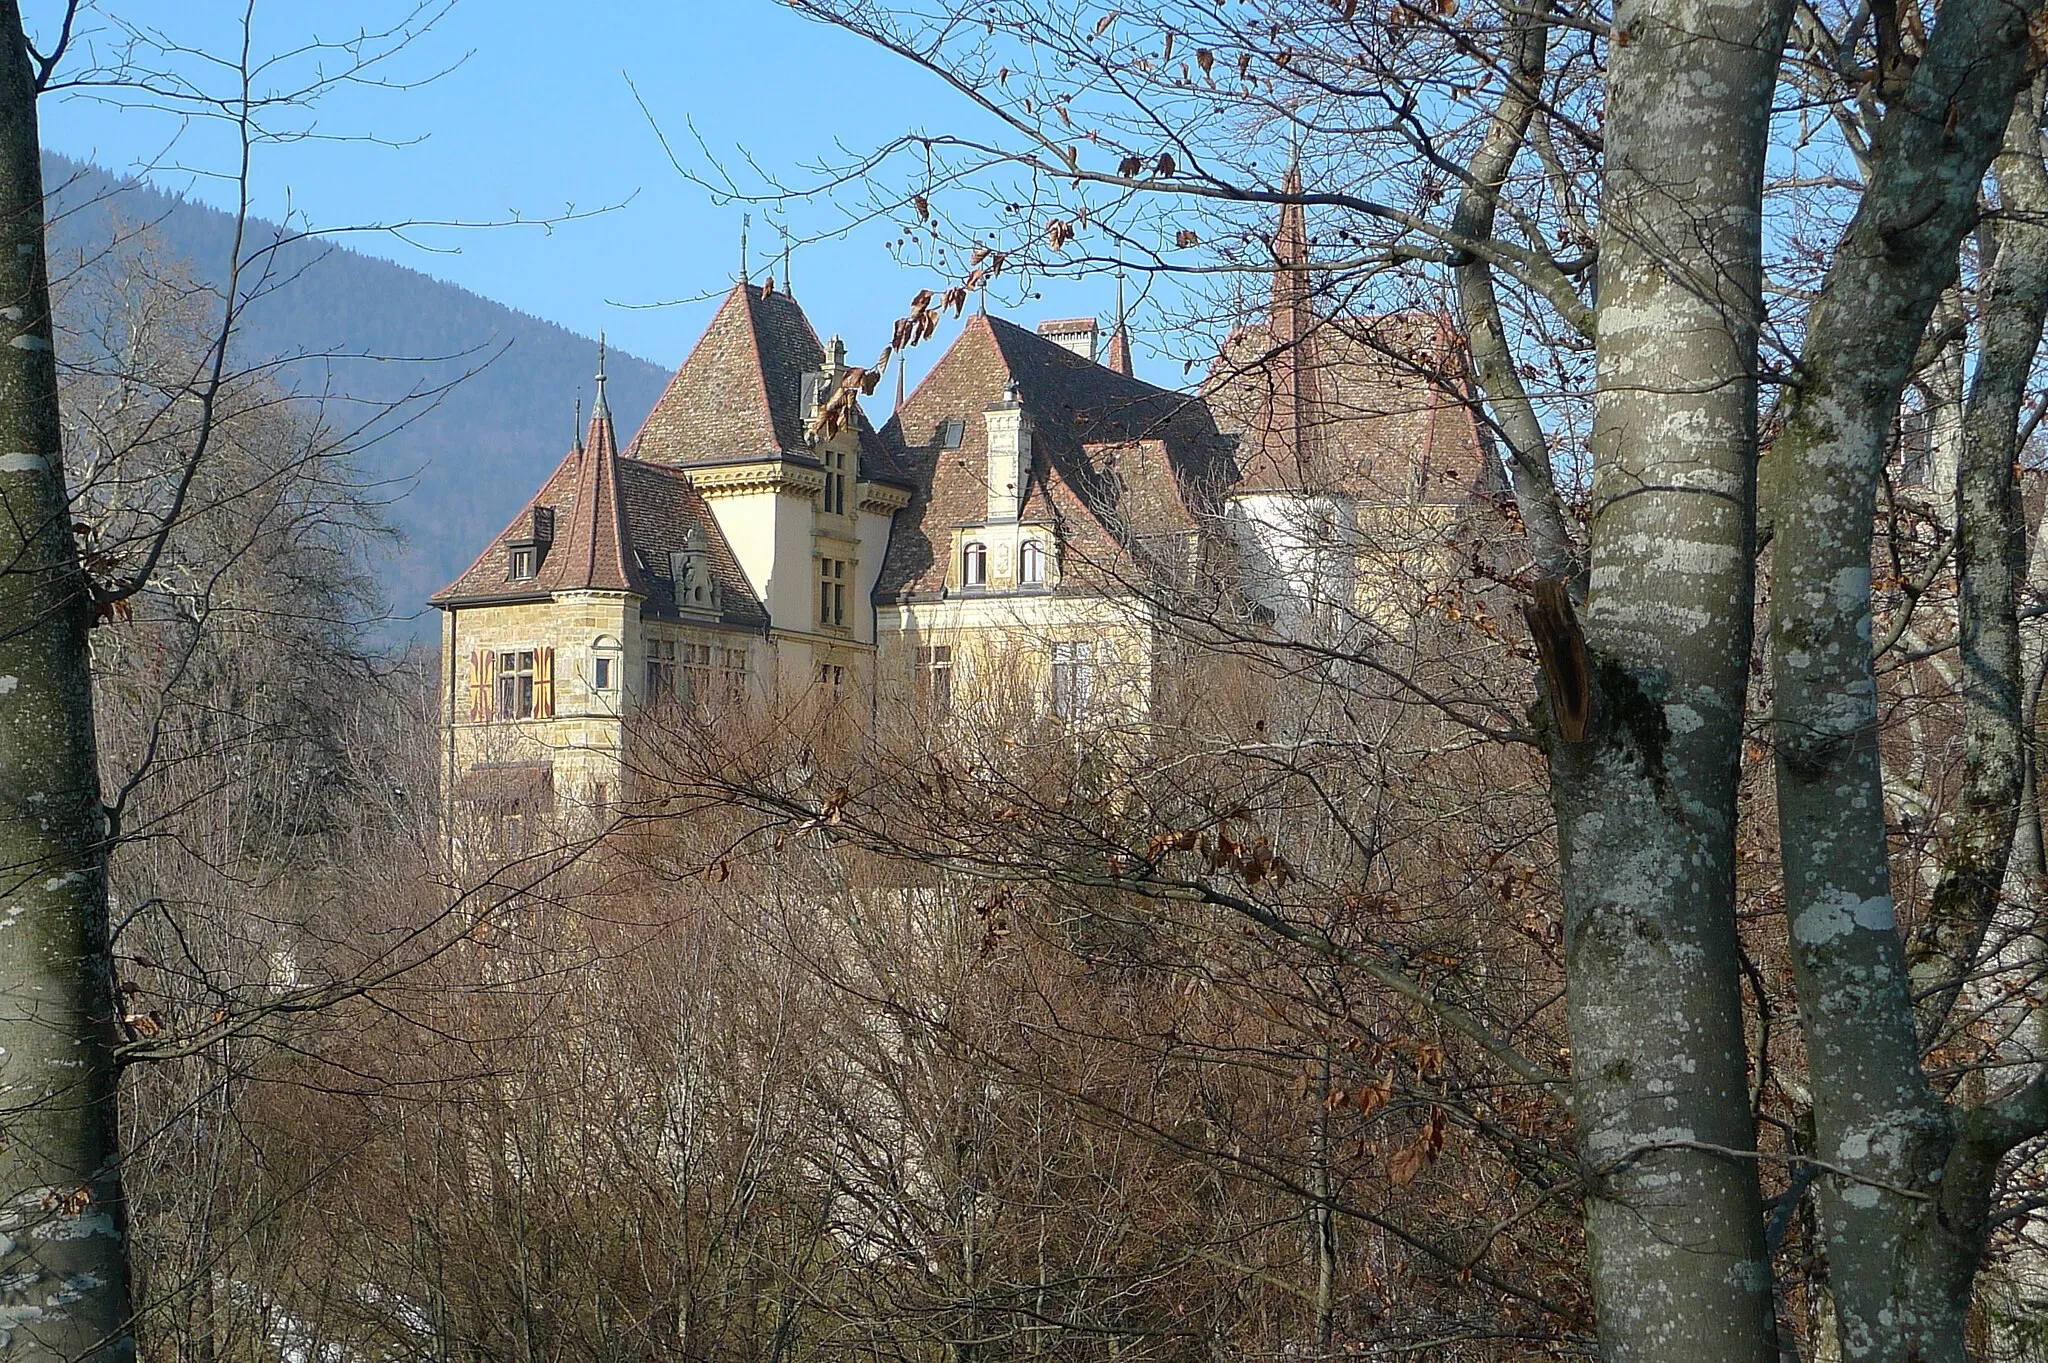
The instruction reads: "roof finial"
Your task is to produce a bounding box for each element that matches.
[593,333,610,421]
[575,394,584,454]
[894,355,906,414]
[740,213,751,284]
[780,222,793,296]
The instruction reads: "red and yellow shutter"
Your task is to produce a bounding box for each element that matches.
[534,647,556,719]
[476,650,500,722]
[466,649,485,722]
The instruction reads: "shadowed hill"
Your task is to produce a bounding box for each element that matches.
[41,153,672,639]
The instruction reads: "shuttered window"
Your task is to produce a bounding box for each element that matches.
[469,646,552,721]
[533,646,555,719]
[496,651,536,720]
[467,650,496,722]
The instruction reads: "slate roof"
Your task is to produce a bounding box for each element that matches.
[875,313,1234,601]
[626,281,904,483]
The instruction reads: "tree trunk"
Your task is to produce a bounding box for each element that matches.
[1765,5,2043,1357]
[1547,0,1789,1357]
[1909,87,2048,1049]
[0,2,132,1358]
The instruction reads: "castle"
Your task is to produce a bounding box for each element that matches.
[431,195,1501,833]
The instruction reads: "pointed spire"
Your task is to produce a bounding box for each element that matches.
[582,336,620,467]
[1260,158,1314,488]
[1104,329,1134,379]
[553,332,643,597]
[1104,267,1135,377]
[1272,160,1309,343]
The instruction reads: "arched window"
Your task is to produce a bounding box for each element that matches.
[589,634,624,696]
[1018,539,1046,586]
[962,541,988,587]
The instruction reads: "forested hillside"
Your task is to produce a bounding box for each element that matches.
[42,153,671,634]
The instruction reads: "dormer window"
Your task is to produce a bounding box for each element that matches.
[822,447,852,516]
[669,527,720,614]
[670,553,717,611]
[962,541,988,587]
[939,419,965,449]
[1019,539,1046,586]
[506,506,552,582]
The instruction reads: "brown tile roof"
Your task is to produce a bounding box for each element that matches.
[1204,176,1504,502]
[1102,327,1134,378]
[555,398,643,594]
[431,400,638,604]
[626,281,903,482]
[1206,309,1503,502]
[875,313,1233,601]
[431,401,767,631]
[614,461,768,629]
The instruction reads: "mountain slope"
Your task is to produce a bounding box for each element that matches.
[42,153,673,636]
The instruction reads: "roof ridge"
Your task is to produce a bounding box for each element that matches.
[735,282,785,453]
[984,312,1179,398]
[625,282,789,461]
[429,443,582,603]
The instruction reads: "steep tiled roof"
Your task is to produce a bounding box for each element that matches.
[626,281,903,482]
[615,461,768,629]
[1204,177,1502,502]
[1102,327,1134,378]
[555,395,644,594]
[876,314,1233,600]
[431,398,768,630]
[432,399,643,604]
[1206,309,1503,502]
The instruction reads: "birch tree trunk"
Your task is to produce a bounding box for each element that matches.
[0,2,132,1357]
[1542,0,1789,1357]
[1765,1,2044,1355]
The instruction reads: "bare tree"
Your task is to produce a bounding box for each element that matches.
[657,0,2048,1357]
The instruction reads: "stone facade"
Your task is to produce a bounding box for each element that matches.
[432,201,1502,835]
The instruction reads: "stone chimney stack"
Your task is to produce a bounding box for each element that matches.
[1036,317,1099,364]
[983,381,1030,523]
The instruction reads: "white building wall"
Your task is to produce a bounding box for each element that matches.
[1225,492,1356,638]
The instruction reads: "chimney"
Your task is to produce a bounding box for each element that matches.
[1036,317,1099,364]
[984,381,1030,523]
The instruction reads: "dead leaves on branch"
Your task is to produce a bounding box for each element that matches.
[1143,825,1294,889]
[1387,1105,1449,1186]
[1114,153,1179,180]
[811,275,983,441]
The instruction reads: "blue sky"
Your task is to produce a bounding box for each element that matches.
[31,0,1145,386]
